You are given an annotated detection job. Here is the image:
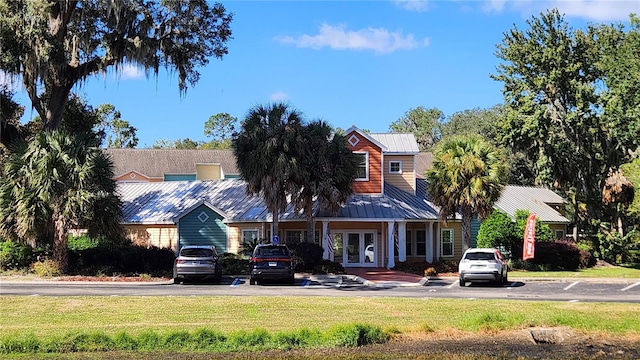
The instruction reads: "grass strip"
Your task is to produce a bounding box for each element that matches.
[0,324,388,354]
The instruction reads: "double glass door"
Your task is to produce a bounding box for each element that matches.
[332,232,376,267]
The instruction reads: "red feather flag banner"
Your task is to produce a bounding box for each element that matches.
[522,213,537,261]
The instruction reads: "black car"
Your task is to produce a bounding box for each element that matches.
[249,244,295,285]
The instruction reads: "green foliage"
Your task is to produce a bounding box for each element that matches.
[327,324,389,347]
[0,325,387,354]
[220,253,250,275]
[514,210,553,242]
[0,240,33,270]
[440,105,504,146]
[67,235,99,251]
[621,157,640,220]
[30,259,62,277]
[67,244,175,277]
[596,224,638,264]
[239,237,266,257]
[476,210,517,254]
[493,10,640,238]
[292,242,324,272]
[426,134,510,249]
[204,112,238,141]
[390,106,444,151]
[0,0,233,130]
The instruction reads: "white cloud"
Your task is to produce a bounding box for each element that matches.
[276,23,429,54]
[481,0,638,21]
[269,91,289,101]
[116,63,145,80]
[550,0,638,21]
[394,0,430,12]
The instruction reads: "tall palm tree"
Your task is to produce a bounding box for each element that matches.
[426,135,509,251]
[291,121,359,242]
[0,130,122,272]
[232,103,304,239]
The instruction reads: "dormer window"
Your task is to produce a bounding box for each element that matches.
[354,151,369,181]
[389,161,402,174]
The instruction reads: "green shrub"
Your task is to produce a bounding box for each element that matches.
[0,241,34,270]
[327,324,388,347]
[135,330,161,351]
[67,235,99,251]
[292,242,324,272]
[67,244,174,276]
[31,259,62,277]
[220,253,250,275]
[477,210,517,253]
[112,331,137,350]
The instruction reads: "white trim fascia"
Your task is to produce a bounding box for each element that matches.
[345,126,388,151]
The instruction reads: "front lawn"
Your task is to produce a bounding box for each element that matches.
[508,265,640,279]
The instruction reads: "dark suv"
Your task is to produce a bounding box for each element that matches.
[249,244,295,285]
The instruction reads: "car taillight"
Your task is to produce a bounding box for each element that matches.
[251,257,292,262]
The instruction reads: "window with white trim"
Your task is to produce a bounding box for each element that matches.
[555,230,564,239]
[440,229,454,257]
[354,151,369,181]
[405,229,413,256]
[389,161,402,174]
[286,230,320,245]
[242,229,259,243]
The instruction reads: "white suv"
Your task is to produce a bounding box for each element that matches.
[458,248,508,286]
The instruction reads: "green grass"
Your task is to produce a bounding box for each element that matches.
[508,265,640,279]
[1,296,638,338]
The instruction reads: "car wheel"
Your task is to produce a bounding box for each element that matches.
[459,276,466,287]
[288,276,295,284]
[502,272,508,284]
[249,278,256,285]
[174,277,182,285]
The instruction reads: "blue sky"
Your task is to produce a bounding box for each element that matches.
[5,0,639,147]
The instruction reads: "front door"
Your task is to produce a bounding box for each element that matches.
[344,232,376,267]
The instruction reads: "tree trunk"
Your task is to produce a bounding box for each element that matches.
[462,207,472,251]
[305,196,314,243]
[52,214,69,273]
[44,82,74,131]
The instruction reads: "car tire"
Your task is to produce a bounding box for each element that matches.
[288,276,295,284]
[249,278,256,285]
[502,272,508,284]
[174,277,182,285]
[459,276,466,287]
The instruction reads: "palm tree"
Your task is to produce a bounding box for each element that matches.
[426,135,509,251]
[0,130,122,272]
[232,103,305,238]
[291,120,359,243]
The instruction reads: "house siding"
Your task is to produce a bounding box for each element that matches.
[348,132,383,194]
[178,205,227,252]
[384,155,416,194]
[125,224,178,251]
[116,171,160,183]
[548,223,567,238]
[196,164,222,180]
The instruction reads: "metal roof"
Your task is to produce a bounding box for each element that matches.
[369,133,420,154]
[118,178,441,224]
[494,185,569,224]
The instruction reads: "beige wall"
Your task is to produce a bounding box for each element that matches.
[548,223,568,239]
[125,224,178,251]
[196,164,222,180]
[384,155,415,194]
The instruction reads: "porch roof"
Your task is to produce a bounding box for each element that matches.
[118,179,440,224]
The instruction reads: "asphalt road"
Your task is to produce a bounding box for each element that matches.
[1,276,639,303]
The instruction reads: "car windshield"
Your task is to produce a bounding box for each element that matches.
[465,252,496,261]
[180,248,214,258]
[256,247,289,257]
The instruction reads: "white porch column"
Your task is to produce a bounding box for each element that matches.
[426,221,434,263]
[398,221,407,262]
[322,221,330,260]
[387,221,395,269]
[434,222,441,260]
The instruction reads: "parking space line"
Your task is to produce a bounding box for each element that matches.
[568,299,580,303]
[300,279,310,287]
[621,282,640,292]
[448,280,458,289]
[563,281,580,290]
[230,278,242,287]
